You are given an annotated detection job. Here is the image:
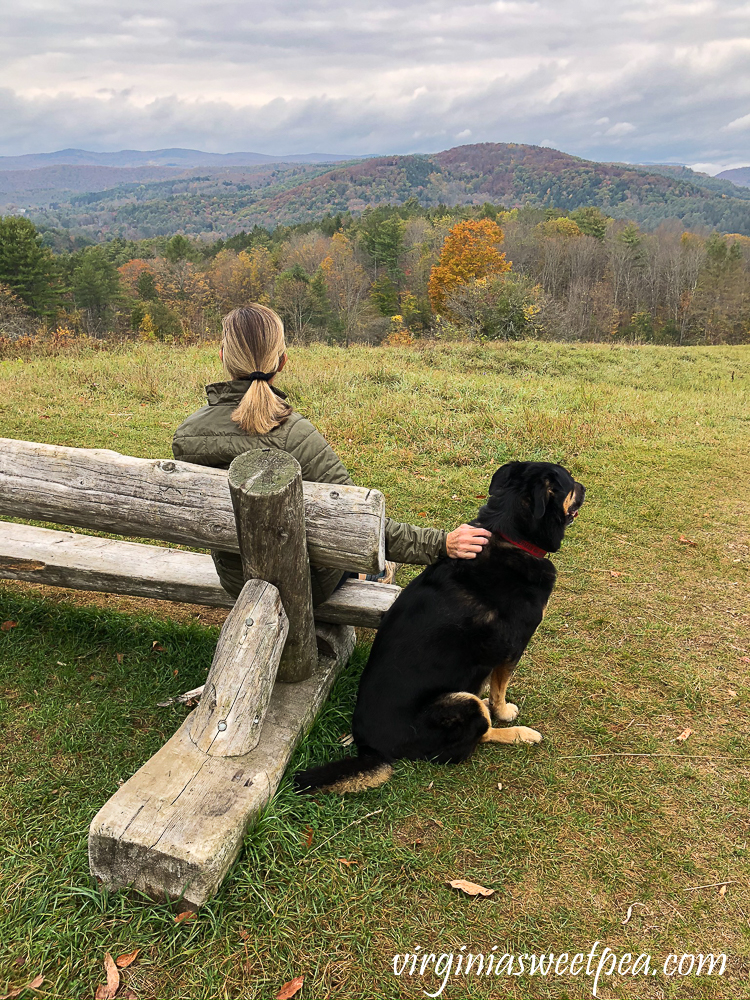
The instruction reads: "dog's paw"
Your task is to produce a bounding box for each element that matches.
[516,726,542,744]
[494,702,519,722]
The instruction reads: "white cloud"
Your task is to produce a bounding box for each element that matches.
[0,0,748,165]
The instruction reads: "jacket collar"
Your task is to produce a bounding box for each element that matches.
[206,380,288,405]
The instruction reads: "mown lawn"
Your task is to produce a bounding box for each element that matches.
[0,340,749,999]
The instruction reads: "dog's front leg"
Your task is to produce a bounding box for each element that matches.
[489,664,519,722]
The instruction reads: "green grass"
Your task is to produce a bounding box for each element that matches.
[1,340,749,999]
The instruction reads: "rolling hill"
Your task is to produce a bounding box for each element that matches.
[17,143,750,241]
[716,166,750,188]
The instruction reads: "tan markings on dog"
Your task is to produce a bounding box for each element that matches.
[318,763,393,795]
[442,692,493,728]
[489,664,519,722]
[481,726,542,744]
[563,489,575,513]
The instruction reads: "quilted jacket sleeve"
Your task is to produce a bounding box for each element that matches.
[286,418,447,566]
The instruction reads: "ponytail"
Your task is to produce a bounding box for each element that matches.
[221,305,292,435]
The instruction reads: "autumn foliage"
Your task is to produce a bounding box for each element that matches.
[428,219,511,314]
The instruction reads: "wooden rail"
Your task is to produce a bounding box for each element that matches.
[0,438,386,574]
[0,522,400,629]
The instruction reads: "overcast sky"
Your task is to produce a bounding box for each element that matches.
[1,0,749,171]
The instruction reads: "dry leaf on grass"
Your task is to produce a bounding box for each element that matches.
[446,879,495,898]
[116,653,124,664]
[303,826,314,847]
[719,884,728,898]
[115,949,140,969]
[740,657,750,665]
[675,728,694,742]
[1,621,19,631]
[276,976,304,999]
[609,570,623,578]
[0,974,44,999]
[94,953,120,1000]
[337,858,357,867]
[174,910,196,923]
[151,641,164,652]
[678,535,697,547]
[239,929,251,941]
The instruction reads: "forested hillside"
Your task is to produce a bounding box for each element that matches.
[22,143,750,242]
[3,199,750,348]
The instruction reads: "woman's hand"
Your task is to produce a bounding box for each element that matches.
[446,524,492,559]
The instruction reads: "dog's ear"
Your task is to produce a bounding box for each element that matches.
[532,478,550,519]
[489,462,520,496]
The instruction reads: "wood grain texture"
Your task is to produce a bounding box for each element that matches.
[229,450,317,683]
[88,624,356,908]
[188,580,288,756]
[0,437,385,573]
[0,521,401,627]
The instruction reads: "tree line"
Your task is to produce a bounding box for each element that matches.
[2,201,749,347]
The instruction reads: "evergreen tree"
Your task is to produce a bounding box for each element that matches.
[0,216,59,314]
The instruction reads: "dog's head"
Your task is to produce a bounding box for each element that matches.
[480,461,585,553]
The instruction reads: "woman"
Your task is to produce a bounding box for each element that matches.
[172,304,490,605]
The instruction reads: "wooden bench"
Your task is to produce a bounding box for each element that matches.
[0,438,401,907]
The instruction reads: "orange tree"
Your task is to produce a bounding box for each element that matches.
[428,218,511,314]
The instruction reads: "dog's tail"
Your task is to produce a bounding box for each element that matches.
[294,751,393,795]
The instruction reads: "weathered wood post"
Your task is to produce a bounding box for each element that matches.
[228,450,318,683]
[188,580,288,756]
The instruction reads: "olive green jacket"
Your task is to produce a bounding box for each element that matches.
[172,380,447,605]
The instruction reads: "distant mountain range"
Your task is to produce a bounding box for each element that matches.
[5,142,750,241]
[716,166,750,188]
[0,147,364,171]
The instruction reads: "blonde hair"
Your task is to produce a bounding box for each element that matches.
[221,305,292,435]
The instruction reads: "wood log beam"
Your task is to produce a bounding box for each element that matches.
[0,437,385,574]
[88,624,356,909]
[0,521,401,629]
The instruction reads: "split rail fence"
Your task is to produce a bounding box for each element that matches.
[0,438,401,907]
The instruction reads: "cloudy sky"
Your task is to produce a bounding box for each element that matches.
[1,0,749,171]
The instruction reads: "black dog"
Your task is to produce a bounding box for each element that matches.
[295,461,585,795]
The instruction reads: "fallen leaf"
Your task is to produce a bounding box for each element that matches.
[675,728,693,742]
[728,689,738,698]
[303,826,314,847]
[173,669,178,676]
[497,783,503,791]
[239,928,251,941]
[740,657,750,665]
[610,570,623,578]
[475,495,486,499]
[418,512,427,517]
[426,781,434,790]
[1,621,19,631]
[718,884,728,898]
[678,535,697,547]
[116,653,124,664]
[446,879,495,898]
[337,858,357,867]
[115,949,140,969]
[94,953,119,1000]
[175,910,196,923]
[39,414,50,420]
[276,976,304,1000]
[151,641,164,652]
[622,902,646,925]
[0,973,44,999]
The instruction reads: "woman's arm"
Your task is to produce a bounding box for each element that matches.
[286,418,490,565]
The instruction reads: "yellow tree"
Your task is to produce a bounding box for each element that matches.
[428,219,511,314]
[320,233,370,346]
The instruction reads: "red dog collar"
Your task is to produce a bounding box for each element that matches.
[498,533,548,559]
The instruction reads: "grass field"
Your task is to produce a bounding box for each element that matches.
[0,340,749,999]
